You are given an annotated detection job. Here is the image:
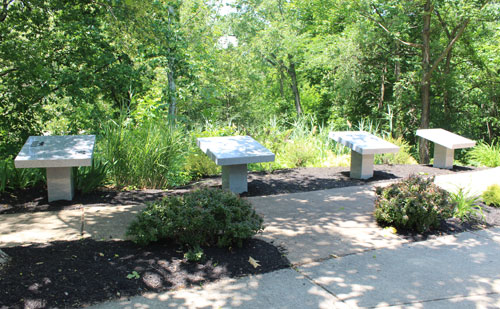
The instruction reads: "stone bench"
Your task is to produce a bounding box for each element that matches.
[196,136,275,194]
[416,128,476,169]
[14,135,96,202]
[329,131,400,179]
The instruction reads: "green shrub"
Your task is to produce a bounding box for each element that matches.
[126,188,264,248]
[482,184,500,207]
[449,187,484,221]
[185,149,220,179]
[375,136,418,165]
[467,141,500,167]
[374,175,454,233]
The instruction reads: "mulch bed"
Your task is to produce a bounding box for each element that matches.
[1,164,499,308]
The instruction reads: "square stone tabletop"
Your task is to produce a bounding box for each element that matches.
[196,136,275,166]
[329,131,399,155]
[14,135,96,168]
[416,129,476,149]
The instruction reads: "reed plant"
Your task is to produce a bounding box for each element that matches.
[0,158,45,193]
[467,141,500,167]
[99,115,190,189]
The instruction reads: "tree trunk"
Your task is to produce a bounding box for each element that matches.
[286,54,302,116]
[379,62,386,110]
[278,66,285,98]
[167,5,177,117]
[419,0,432,164]
[167,59,177,116]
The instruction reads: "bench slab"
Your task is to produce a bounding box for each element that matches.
[15,135,96,202]
[416,129,476,150]
[197,136,275,193]
[416,129,476,169]
[328,131,400,155]
[15,135,95,168]
[329,131,399,179]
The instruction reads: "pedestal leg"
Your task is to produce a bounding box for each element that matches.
[46,167,74,202]
[433,144,454,169]
[350,151,374,179]
[222,164,248,194]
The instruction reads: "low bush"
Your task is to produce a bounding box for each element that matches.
[482,184,500,207]
[126,188,264,248]
[374,136,418,165]
[374,175,454,233]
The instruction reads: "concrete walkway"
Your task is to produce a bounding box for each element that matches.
[1,167,500,308]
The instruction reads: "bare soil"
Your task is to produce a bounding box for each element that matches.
[1,164,499,308]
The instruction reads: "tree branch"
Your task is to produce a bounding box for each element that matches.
[0,67,16,77]
[423,0,491,84]
[0,0,14,22]
[360,12,422,49]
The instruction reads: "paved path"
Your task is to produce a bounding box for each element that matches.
[1,167,500,308]
[92,228,500,309]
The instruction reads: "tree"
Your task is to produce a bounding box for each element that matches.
[0,0,142,156]
[360,0,492,163]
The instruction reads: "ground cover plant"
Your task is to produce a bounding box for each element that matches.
[374,175,454,233]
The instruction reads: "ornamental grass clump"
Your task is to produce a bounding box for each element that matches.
[126,188,264,249]
[374,175,454,233]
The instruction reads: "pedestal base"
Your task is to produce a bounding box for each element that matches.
[350,151,374,180]
[222,164,248,194]
[433,144,454,169]
[46,167,74,202]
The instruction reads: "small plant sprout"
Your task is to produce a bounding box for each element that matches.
[126,271,140,280]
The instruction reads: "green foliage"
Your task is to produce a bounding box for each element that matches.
[0,159,45,193]
[482,184,500,207]
[74,159,109,194]
[126,188,264,248]
[375,136,418,165]
[449,187,484,221]
[184,246,205,262]
[0,0,145,157]
[99,115,190,189]
[467,142,500,167]
[374,175,454,233]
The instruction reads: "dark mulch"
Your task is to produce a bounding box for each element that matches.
[0,239,288,308]
[0,164,483,215]
[1,164,499,308]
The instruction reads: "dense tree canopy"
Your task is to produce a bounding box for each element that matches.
[1,0,499,160]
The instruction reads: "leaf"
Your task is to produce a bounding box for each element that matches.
[248,256,260,268]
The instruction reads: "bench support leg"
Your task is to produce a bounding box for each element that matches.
[350,152,374,179]
[222,164,248,194]
[46,167,74,202]
[433,144,454,169]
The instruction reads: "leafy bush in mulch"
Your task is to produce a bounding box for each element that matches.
[126,188,264,249]
[374,175,454,233]
[482,184,500,207]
